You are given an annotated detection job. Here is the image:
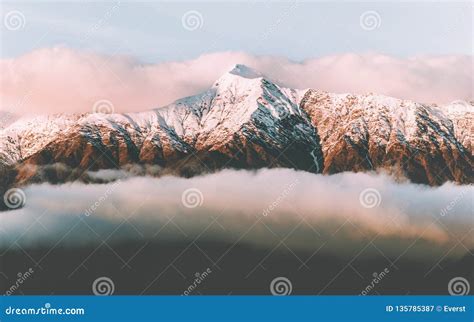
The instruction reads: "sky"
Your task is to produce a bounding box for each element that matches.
[0,1,472,115]
[1,1,472,61]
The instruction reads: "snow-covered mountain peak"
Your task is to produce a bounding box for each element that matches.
[214,64,270,90]
[213,64,265,91]
[1,66,472,187]
[228,64,263,79]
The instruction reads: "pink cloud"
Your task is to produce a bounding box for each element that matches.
[1,47,472,116]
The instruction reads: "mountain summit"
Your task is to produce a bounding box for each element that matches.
[228,64,263,79]
[0,65,472,193]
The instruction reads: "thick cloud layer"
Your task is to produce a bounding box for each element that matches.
[1,47,472,116]
[1,169,472,258]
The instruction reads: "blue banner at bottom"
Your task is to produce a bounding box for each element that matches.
[1,296,472,322]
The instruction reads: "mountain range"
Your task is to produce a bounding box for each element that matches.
[0,64,472,201]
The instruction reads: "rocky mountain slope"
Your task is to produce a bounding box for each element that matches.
[0,65,472,194]
[301,91,472,185]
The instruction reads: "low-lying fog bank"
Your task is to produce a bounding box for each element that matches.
[1,169,472,258]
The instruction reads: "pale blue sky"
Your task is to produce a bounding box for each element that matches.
[0,1,472,62]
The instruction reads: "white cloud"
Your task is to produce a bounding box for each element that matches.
[1,169,472,257]
[1,47,472,116]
